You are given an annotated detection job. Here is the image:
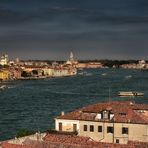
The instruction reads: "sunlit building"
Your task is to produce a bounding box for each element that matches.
[0,54,9,65]
[66,52,78,66]
[0,70,11,80]
[55,101,148,144]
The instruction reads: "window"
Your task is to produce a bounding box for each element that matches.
[116,139,119,144]
[98,126,102,132]
[107,126,114,133]
[90,125,94,132]
[73,124,77,132]
[122,127,128,134]
[84,125,87,131]
[59,122,62,131]
[103,110,109,119]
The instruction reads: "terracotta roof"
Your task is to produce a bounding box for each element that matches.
[43,133,125,148]
[43,133,148,148]
[56,101,148,124]
[1,133,148,148]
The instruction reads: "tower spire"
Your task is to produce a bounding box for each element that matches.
[70,51,74,61]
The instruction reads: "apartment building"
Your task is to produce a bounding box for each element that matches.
[55,101,148,144]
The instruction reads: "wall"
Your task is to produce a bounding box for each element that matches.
[79,120,148,144]
[7,133,46,145]
[42,68,54,76]
[55,119,80,132]
[0,71,10,80]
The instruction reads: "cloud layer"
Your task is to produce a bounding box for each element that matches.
[0,0,148,60]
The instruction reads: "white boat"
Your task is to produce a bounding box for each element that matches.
[0,85,7,90]
[102,73,107,76]
[125,75,132,79]
[118,91,144,97]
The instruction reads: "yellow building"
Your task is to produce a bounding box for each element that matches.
[42,68,54,76]
[0,70,11,80]
[55,101,148,144]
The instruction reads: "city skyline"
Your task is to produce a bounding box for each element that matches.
[0,0,148,60]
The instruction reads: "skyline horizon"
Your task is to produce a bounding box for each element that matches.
[0,50,147,61]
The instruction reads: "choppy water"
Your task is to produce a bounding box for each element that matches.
[0,68,148,140]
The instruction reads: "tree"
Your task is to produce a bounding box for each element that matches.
[21,71,31,77]
[32,70,38,75]
[16,129,36,138]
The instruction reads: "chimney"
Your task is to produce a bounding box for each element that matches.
[61,111,65,116]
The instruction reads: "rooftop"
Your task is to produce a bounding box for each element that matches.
[1,133,148,148]
[56,101,148,124]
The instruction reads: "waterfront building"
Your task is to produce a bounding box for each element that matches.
[42,68,54,76]
[55,101,148,144]
[120,60,148,70]
[76,62,103,69]
[0,70,11,80]
[76,63,87,69]
[18,61,48,67]
[15,57,20,63]
[11,69,22,79]
[53,67,77,77]
[86,62,103,68]
[0,54,9,65]
[66,52,78,66]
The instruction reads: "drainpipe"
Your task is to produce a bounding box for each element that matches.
[99,121,105,141]
[113,117,115,143]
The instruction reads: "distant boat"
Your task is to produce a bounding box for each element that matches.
[102,73,107,76]
[125,75,132,79]
[0,85,7,90]
[118,91,144,97]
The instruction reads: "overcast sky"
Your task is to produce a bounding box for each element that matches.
[0,0,148,60]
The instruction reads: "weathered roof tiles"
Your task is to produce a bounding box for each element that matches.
[57,101,148,124]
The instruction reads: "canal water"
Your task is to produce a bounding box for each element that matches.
[0,68,148,140]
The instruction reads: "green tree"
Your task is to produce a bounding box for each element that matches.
[16,129,36,138]
[32,70,38,75]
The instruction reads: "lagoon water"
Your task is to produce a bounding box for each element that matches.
[0,68,148,140]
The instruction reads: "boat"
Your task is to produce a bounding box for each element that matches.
[102,73,107,76]
[0,85,7,90]
[118,91,144,97]
[125,75,132,79]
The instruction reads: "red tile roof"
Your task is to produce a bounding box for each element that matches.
[43,133,148,148]
[56,101,148,124]
[1,142,33,148]
[1,133,148,148]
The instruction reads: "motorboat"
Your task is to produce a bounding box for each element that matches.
[118,91,144,97]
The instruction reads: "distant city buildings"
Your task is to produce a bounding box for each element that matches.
[0,70,11,80]
[0,54,9,65]
[120,60,148,69]
[65,51,78,66]
[0,52,147,81]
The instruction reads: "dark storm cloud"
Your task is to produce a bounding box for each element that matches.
[0,0,148,60]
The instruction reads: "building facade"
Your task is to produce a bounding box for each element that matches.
[55,101,148,144]
[0,54,9,65]
[0,70,11,80]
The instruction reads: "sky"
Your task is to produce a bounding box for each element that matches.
[0,0,148,60]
